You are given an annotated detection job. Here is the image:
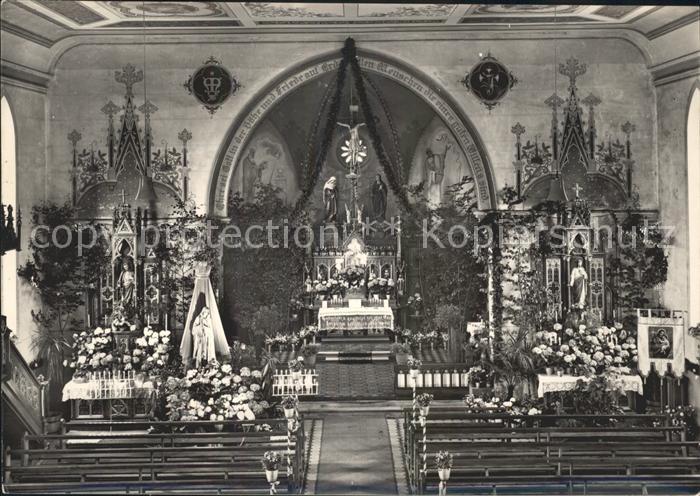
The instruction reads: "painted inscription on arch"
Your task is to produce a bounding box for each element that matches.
[213,56,492,215]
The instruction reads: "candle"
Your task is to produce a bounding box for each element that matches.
[147,315,151,326]
[87,313,91,328]
[165,314,169,330]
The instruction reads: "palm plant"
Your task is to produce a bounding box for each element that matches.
[485,327,537,398]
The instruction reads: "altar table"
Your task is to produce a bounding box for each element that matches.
[536,374,643,398]
[317,301,394,331]
[62,378,155,420]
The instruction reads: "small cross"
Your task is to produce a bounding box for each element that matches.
[67,130,82,146]
[511,122,526,137]
[581,93,601,110]
[115,64,144,98]
[101,101,120,118]
[573,183,584,199]
[558,58,587,89]
[138,100,158,117]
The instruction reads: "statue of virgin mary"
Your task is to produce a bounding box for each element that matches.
[180,262,231,368]
[323,176,338,223]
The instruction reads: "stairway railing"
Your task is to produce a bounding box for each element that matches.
[2,315,47,435]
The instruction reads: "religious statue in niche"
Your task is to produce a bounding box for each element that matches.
[323,176,339,223]
[569,258,588,310]
[114,242,136,316]
[191,294,216,369]
[371,174,388,220]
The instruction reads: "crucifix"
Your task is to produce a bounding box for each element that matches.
[337,103,367,228]
[573,183,584,199]
[558,58,587,90]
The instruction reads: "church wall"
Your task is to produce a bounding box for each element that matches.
[0,83,53,362]
[654,74,700,417]
[45,36,656,215]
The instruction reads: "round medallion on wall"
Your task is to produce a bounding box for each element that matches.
[461,53,517,111]
[185,56,241,116]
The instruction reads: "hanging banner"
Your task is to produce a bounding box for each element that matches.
[637,309,685,378]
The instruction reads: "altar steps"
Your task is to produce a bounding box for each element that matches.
[318,350,391,363]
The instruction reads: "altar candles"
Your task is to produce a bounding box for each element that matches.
[165,314,169,331]
[87,313,91,328]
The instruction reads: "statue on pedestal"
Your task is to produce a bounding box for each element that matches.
[569,258,588,309]
[371,174,388,220]
[323,176,338,223]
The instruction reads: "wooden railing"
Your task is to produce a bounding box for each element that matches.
[1,315,47,436]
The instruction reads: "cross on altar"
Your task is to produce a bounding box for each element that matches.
[558,58,587,89]
[573,183,584,199]
[115,64,144,98]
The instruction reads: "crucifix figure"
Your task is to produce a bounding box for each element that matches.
[337,122,367,166]
[573,183,584,199]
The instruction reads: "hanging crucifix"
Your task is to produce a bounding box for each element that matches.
[336,103,367,228]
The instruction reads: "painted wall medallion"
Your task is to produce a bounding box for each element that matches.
[185,57,241,115]
[461,53,517,110]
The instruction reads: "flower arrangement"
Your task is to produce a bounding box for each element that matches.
[434,451,453,470]
[288,357,304,372]
[462,394,542,416]
[416,393,434,408]
[533,323,637,375]
[65,326,115,377]
[261,451,282,471]
[280,395,298,411]
[163,361,268,421]
[338,266,366,288]
[662,405,698,440]
[466,365,492,387]
[407,356,422,369]
[297,325,319,342]
[126,326,172,375]
[407,293,422,308]
[367,276,394,297]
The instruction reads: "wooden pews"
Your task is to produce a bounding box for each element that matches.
[403,409,700,494]
[4,418,306,494]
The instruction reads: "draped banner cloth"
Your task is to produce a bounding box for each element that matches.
[637,309,686,378]
[180,262,231,367]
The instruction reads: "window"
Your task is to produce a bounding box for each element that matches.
[1,96,18,332]
[689,88,700,326]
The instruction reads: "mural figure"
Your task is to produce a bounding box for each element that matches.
[242,148,265,199]
[425,133,452,205]
[569,258,588,309]
[323,176,338,223]
[371,174,388,220]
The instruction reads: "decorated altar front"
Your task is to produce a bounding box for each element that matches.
[317,299,394,332]
[536,373,643,398]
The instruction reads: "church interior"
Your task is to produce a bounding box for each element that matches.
[1,2,699,494]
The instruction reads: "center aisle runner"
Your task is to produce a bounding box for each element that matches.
[314,413,398,494]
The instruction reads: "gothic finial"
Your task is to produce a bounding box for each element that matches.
[101,101,120,117]
[544,94,565,110]
[138,100,158,117]
[581,93,601,109]
[558,58,587,89]
[621,121,636,137]
[511,123,526,137]
[178,128,192,146]
[115,64,144,98]
[68,130,82,146]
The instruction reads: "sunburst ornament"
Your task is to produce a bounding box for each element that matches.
[340,138,368,165]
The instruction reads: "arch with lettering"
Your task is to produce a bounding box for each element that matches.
[209,49,496,216]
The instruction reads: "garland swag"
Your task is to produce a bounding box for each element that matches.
[292,37,413,219]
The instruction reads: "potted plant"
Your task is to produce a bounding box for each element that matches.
[416,393,433,418]
[261,450,282,483]
[407,356,422,380]
[288,357,304,381]
[435,450,453,481]
[280,395,298,419]
[391,343,410,366]
[299,344,320,367]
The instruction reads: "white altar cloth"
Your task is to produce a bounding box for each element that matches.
[536,374,643,398]
[318,302,393,331]
[62,378,155,402]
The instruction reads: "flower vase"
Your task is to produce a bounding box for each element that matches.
[283,408,296,419]
[438,468,451,482]
[430,342,434,350]
[419,406,430,418]
[409,369,419,380]
[214,423,224,432]
[556,369,564,377]
[545,367,553,376]
[265,469,279,483]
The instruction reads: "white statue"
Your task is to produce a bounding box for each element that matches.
[569,258,588,309]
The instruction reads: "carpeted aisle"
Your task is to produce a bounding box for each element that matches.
[314,413,398,494]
